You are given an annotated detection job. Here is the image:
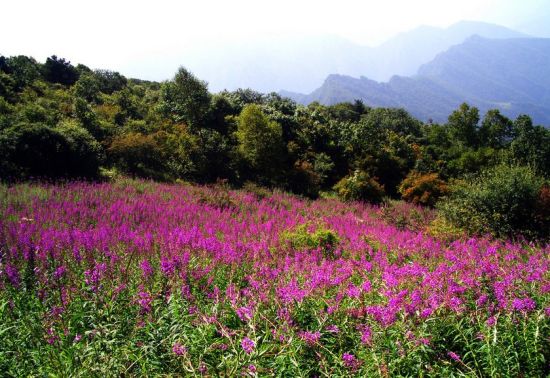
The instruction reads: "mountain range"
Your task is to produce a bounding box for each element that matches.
[282,35,550,125]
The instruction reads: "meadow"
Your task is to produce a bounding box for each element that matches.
[0,180,548,377]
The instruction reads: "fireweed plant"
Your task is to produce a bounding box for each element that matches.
[0,180,548,376]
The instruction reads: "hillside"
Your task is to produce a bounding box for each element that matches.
[287,36,550,125]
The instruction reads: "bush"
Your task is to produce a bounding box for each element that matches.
[399,171,449,207]
[107,132,168,180]
[55,120,104,178]
[333,170,385,204]
[0,122,102,180]
[378,201,436,231]
[438,165,548,240]
[288,160,321,199]
[282,224,340,259]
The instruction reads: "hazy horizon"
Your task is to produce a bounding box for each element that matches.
[3,0,550,88]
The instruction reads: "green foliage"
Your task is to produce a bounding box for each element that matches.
[160,67,211,130]
[107,132,169,180]
[73,72,101,103]
[334,170,385,204]
[55,120,104,177]
[282,224,340,259]
[447,103,480,148]
[0,122,102,180]
[236,104,285,184]
[0,55,41,90]
[447,147,500,176]
[509,115,550,176]
[93,69,127,94]
[42,55,79,86]
[73,97,103,139]
[439,164,548,239]
[378,200,436,231]
[479,109,513,148]
[340,108,420,196]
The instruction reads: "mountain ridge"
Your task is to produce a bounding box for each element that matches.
[284,36,550,126]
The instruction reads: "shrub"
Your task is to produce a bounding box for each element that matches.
[438,165,548,240]
[378,201,436,231]
[0,122,102,180]
[534,185,550,231]
[243,181,272,200]
[197,181,236,210]
[288,160,321,199]
[333,170,385,204]
[107,132,168,180]
[282,224,340,259]
[399,171,449,207]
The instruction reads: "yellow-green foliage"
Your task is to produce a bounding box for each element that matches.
[333,169,385,204]
[426,216,465,241]
[282,224,340,259]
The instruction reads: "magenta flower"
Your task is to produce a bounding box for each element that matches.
[53,265,66,280]
[512,297,537,312]
[140,259,154,279]
[346,284,361,299]
[360,325,372,345]
[241,337,255,354]
[137,289,153,314]
[342,352,361,370]
[448,351,461,361]
[298,331,321,346]
[4,264,21,287]
[172,342,187,356]
[236,306,253,322]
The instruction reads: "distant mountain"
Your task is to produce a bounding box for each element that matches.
[286,36,550,126]
[172,21,526,93]
[359,20,528,82]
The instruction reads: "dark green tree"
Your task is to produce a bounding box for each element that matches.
[236,104,285,185]
[447,103,479,148]
[479,109,513,148]
[160,67,210,130]
[2,55,41,90]
[42,55,79,86]
[73,72,101,103]
[510,115,550,175]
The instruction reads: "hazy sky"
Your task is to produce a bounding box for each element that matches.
[2,0,549,80]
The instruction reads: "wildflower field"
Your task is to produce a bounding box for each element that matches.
[0,180,548,377]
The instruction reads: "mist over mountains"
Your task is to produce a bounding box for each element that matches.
[283,35,550,125]
[180,21,527,94]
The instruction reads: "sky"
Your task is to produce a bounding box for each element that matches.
[2,0,550,81]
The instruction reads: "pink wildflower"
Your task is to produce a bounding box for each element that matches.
[172,342,187,356]
[448,351,461,361]
[241,337,255,354]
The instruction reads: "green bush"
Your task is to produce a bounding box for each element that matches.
[282,224,340,259]
[333,170,385,204]
[0,122,102,180]
[438,165,548,240]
